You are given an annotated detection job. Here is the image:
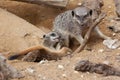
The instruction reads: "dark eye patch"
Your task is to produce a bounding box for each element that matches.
[43,34,46,38]
[83,10,92,18]
[50,33,56,37]
[89,10,93,16]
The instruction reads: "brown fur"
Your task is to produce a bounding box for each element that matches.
[8,45,72,61]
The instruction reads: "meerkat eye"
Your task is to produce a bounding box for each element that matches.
[89,10,93,16]
[83,10,93,18]
[43,34,46,38]
[50,33,56,37]
[71,11,75,17]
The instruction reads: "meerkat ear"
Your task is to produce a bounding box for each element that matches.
[72,11,75,17]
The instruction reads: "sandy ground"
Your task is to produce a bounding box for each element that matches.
[0,0,120,80]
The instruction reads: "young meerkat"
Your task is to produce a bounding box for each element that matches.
[8,45,72,60]
[43,31,65,50]
[43,5,110,50]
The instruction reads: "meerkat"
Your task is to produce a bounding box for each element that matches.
[43,5,110,50]
[8,45,72,60]
[43,31,65,50]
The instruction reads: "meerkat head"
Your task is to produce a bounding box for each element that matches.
[43,32,60,42]
[43,32,61,48]
[72,6,93,26]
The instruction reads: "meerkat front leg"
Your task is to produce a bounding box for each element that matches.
[94,26,111,40]
[63,35,70,47]
[70,33,84,45]
[56,43,62,50]
[74,35,84,45]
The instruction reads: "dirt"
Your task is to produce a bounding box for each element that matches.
[0,0,120,80]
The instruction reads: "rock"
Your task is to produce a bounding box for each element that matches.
[108,6,112,8]
[26,67,35,74]
[62,74,67,78]
[103,39,120,49]
[57,65,64,70]
[74,71,79,74]
[98,49,104,53]
[0,55,24,79]
[78,3,82,6]
[112,33,116,36]
[81,75,84,78]
[39,60,48,64]
[103,61,110,65]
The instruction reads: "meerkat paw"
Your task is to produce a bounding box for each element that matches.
[60,47,73,55]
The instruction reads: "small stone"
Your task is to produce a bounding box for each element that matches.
[112,33,116,36]
[57,65,64,70]
[62,74,67,77]
[78,3,82,6]
[103,39,120,49]
[39,60,48,64]
[98,49,104,53]
[26,68,35,73]
[108,6,112,8]
[103,61,110,65]
[74,71,79,74]
[81,75,84,78]
[86,72,90,74]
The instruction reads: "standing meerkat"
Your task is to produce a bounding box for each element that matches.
[43,2,110,50]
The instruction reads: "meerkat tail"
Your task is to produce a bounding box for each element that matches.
[8,45,44,60]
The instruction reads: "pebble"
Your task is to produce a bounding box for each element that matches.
[57,65,64,70]
[74,71,79,74]
[62,74,67,78]
[98,49,104,53]
[103,61,110,65]
[26,67,35,73]
[81,75,84,78]
[108,6,112,8]
[39,60,48,64]
[103,39,120,49]
[112,33,116,36]
[78,3,82,6]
